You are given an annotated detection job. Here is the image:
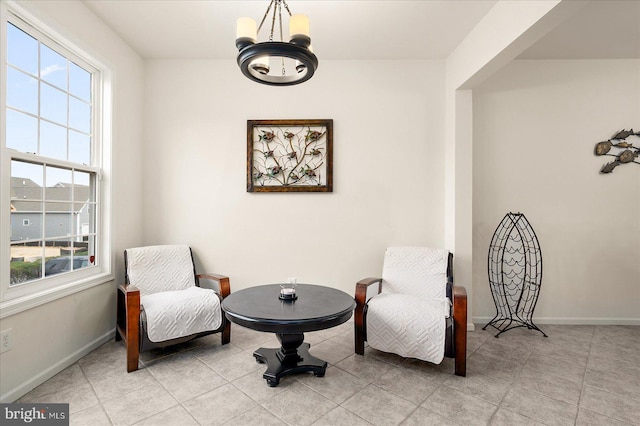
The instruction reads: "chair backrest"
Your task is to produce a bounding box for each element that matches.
[381,247,449,299]
[125,245,196,296]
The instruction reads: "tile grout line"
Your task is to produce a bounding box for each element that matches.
[481,328,536,425]
[140,337,234,426]
[77,360,116,425]
[576,326,638,426]
[573,325,596,425]
[295,377,376,426]
[333,383,380,426]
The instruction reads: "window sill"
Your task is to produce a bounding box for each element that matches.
[0,272,114,319]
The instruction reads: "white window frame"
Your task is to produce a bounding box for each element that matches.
[0,2,113,318]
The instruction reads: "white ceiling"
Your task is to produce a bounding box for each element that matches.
[519,0,640,59]
[82,0,497,60]
[82,0,640,61]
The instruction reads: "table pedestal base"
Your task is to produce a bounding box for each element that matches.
[253,333,327,387]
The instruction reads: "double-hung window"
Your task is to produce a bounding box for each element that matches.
[1,6,111,311]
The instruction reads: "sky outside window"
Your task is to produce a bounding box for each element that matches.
[6,109,37,153]
[39,120,66,160]
[69,62,91,101]
[6,22,92,167]
[7,67,38,114]
[40,44,67,90]
[7,22,37,75]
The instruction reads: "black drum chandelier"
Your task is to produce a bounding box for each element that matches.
[235,0,318,86]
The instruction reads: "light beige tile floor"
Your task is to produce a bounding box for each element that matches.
[17,322,640,426]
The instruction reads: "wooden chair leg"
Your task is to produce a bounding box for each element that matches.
[454,331,466,377]
[453,285,467,377]
[126,339,140,373]
[354,298,366,355]
[116,287,125,342]
[221,318,231,345]
[355,322,365,355]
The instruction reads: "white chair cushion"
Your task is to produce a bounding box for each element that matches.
[141,286,222,342]
[126,245,196,296]
[381,247,448,299]
[366,293,445,364]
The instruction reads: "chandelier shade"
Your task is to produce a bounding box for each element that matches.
[235,1,318,86]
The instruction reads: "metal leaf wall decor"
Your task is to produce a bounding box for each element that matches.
[594,128,639,173]
[246,119,333,192]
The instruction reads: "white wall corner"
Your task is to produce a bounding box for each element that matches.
[443,0,588,329]
[447,0,588,90]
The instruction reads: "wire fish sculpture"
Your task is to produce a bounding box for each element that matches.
[594,129,640,174]
[484,212,547,338]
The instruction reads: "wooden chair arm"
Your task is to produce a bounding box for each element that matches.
[118,283,140,295]
[452,285,467,376]
[452,285,467,319]
[196,273,231,298]
[355,277,382,307]
[354,277,382,355]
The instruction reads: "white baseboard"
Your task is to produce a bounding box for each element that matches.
[467,323,476,331]
[472,316,640,326]
[1,328,115,403]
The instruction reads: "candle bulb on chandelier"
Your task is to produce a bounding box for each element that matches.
[236,17,257,49]
[289,14,310,46]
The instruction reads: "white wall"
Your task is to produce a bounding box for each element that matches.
[473,59,640,324]
[142,59,446,294]
[0,1,144,401]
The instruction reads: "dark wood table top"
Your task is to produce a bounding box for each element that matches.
[222,284,355,334]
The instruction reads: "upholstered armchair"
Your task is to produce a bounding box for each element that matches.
[116,245,231,372]
[354,247,467,376]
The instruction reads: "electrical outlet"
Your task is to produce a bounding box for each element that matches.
[287,277,297,284]
[0,329,12,354]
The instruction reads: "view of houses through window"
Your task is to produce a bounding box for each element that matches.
[5,20,99,286]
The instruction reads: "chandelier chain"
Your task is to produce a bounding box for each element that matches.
[278,1,283,42]
[278,1,286,75]
[282,0,293,17]
[258,0,294,43]
[269,2,277,41]
[257,0,274,34]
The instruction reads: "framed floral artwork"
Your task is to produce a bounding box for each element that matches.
[247,119,333,192]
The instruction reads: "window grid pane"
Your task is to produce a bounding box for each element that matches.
[69,62,91,102]
[6,109,38,153]
[40,43,68,91]
[40,82,68,126]
[39,120,67,161]
[6,67,38,115]
[7,23,38,76]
